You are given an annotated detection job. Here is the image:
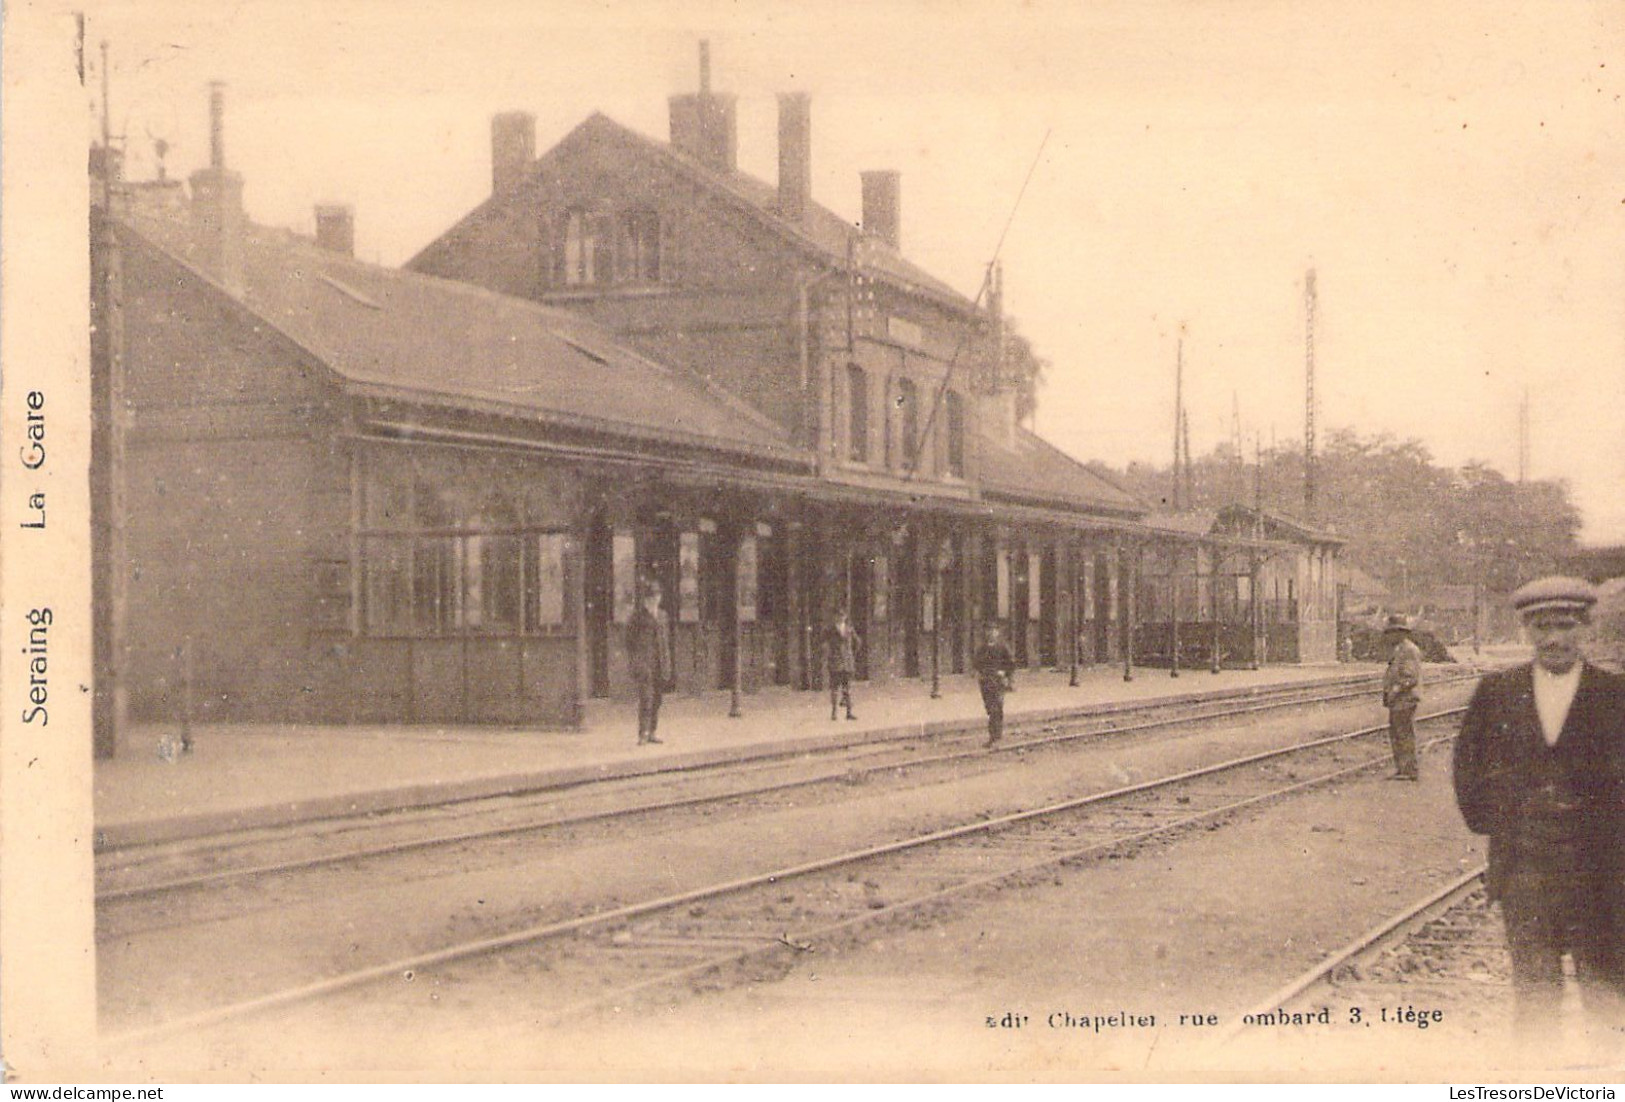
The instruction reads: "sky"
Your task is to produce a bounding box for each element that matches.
[78,0,1625,543]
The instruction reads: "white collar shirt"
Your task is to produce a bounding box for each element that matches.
[1531,663,1582,747]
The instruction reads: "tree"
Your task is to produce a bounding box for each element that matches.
[1002,316,1049,424]
[1090,428,1584,604]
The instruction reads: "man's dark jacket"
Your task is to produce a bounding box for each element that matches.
[1452,662,1625,922]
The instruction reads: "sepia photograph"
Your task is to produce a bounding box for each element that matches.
[2,0,1624,1084]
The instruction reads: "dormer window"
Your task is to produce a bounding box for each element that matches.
[552,208,668,289]
[562,209,611,286]
[618,210,662,283]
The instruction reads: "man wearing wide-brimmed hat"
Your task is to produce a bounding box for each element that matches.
[1453,575,1625,1039]
[1380,613,1423,781]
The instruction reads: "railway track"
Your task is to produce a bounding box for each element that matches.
[105,702,1471,1047]
[1234,868,1625,1072]
[98,670,1483,904]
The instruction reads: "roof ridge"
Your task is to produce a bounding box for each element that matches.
[529,111,982,316]
[123,206,796,449]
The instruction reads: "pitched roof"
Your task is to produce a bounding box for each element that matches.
[1214,504,1345,546]
[410,112,980,316]
[126,211,804,465]
[979,429,1145,517]
[1141,510,1220,537]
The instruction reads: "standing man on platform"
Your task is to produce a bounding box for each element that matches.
[628,579,672,745]
[1452,576,1625,1039]
[826,607,862,721]
[1381,613,1423,781]
[973,623,1017,747]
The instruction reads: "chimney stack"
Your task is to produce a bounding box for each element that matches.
[189,81,245,296]
[668,40,738,174]
[777,93,811,222]
[314,204,355,257]
[860,170,900,250]
[491,111,536,195]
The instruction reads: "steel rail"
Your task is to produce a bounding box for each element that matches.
[103,705,1469,1047]
[99,673,1478,903]
[1222,865,1489,1044]
[538,726,1477,1026]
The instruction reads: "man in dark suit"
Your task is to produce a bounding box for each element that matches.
[627,581,672,745]
[972,623,1018,748]
[1381,613,1424,780]
[1452,575,1625,1039]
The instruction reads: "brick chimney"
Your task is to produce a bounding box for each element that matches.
[188,81,245,296]
[668,40,738,174]
[777,92,811,222]
[860,170,900,250]
[314,204,354,257]
[491,111,535,195]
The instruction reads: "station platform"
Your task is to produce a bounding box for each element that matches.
[94,660,1413,850]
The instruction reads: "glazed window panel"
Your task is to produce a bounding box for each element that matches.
[364,467,413,530]
[412,536,459,634]
[532,533,567,629]
[465,534,523,633]
[362,537,414,634]
[360,532,571,637]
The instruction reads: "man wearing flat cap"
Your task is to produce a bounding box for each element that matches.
[1381,614,1423,781]
[1453,575,1625,1039]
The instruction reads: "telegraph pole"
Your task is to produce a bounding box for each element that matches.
[1172,331,1184,510]
[1518,387,1530,484]
[1303,268,1318,522]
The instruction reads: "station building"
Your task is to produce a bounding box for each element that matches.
[91,64,1342,743]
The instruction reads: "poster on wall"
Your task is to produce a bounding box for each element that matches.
[737,534,758,623]
[1083,559,1096,622]
[996,549,1010,619]
[1028,551,1042,621]
[536,533,567,627]
[872,554,889,622]
[679,531,701,623]
[612,532,637,624]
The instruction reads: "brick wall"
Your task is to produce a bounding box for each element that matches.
[121,233,349,722]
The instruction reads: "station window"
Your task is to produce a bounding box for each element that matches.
[945,389,965,477]
[359,466,571,637]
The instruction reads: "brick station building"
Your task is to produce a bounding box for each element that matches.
[90,64,1340,745]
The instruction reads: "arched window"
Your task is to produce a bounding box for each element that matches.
[945,389,965,477]
[847,364,869,462]
[897,377,919,470]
